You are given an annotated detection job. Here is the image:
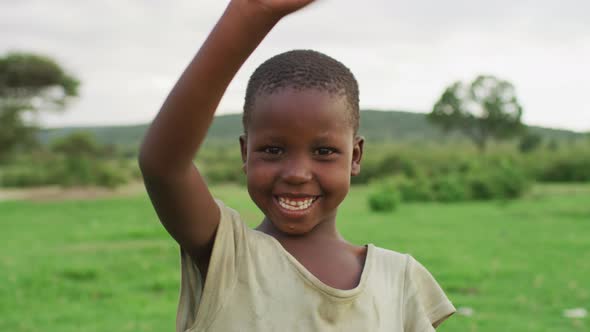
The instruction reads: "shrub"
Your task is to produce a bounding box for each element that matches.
[466,160,530,200]
[94,164,128,189]
[0,159,132,189]
[0,167,55,187]
[519,133,543,153]
[351,156,380,185]
[59,157,95,186]
[369,158,532,203]
[540,157,590,182]
[395,175,435,202]
[466,172,498,200]
[129,163,143,180]
[431,175,469,202]
[377,154,418,178]
[40,132,132,188]
[492,163,531,199]
[52,158,129,188]
[51,132,102,158]
[202,162,244,185]
[368,182,401,212]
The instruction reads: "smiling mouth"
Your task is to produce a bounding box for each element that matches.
[275,195,319,211]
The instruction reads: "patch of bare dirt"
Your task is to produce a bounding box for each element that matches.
[0,181,145,202]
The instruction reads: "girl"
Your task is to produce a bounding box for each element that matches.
[139,0,455,330]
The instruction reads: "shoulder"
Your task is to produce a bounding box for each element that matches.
[370,245,442,285]
[370,246,456,329]
[214,199,242,225]
[213,198,272,241]
[177,199,273,331]
[403,254,456,329]
[211,199,271,247]
[364,245,408,300]
[372,245,408,262]
[369,246,432,288]
[370,245,410,277]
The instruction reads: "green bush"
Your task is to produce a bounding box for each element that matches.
[202,162,244,185]
[376,155,418,178]
[0,167,55,187]
[466,161,530,200]
[58,157,95,186]
[351,157,380,185]
[129,162,143,180]
[519,133,543,153]
[51,132,102,158]
[395,175,435,202]
[196,145,245,185]
[466,172,498,200]
[0,157,131,189]
[368,182,401,212]
[94,163,128,189]
[54,158,130,188]
[493,163,531,199]
[367,158,531,203]
[0,151,65,187]
[431,175,469,202]
[540,157,590,182]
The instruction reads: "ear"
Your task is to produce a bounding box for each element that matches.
[239,134,248,173]
[351,136,364,176]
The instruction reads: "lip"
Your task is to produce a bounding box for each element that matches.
[273,195,320,218]
[274,193,320,198]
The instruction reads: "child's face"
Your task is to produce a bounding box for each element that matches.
[240,88,363,236]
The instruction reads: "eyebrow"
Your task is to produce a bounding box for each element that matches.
[311,135,340,145]
[252,128,349,143]
[253,134,286,143]
[258,131,338,140]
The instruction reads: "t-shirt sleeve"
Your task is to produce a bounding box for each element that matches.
[402,255,456,331]
[176,199,248,332]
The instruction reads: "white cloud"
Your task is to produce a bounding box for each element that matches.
[1,0,588,131]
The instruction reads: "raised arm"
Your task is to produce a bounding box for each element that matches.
[138,0,315,273]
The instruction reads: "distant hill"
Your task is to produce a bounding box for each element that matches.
[38,110,586,147]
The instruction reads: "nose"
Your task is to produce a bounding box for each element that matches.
[281,157,313,184]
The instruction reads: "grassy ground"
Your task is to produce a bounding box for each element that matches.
[1,183,589,331]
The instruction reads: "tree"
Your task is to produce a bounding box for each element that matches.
[428,75,524,151]
[0,52,79,161]
[51,131,102,158]
[518,132,542,153]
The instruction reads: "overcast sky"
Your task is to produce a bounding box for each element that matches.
[1,0,589,131]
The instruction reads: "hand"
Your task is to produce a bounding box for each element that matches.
[243,0,316,17]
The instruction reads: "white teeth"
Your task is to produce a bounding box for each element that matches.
[277,196,316,211]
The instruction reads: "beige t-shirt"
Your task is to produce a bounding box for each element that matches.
[176,200,455,331]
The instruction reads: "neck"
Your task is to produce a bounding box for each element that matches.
[256,217,344,244]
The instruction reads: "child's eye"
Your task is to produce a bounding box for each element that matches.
[314,147,336,156]
[263,147,283,155]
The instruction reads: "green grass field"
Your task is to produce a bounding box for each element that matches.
[1,184,589,331]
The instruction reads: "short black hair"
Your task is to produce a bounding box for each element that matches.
[243,50,359,135]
